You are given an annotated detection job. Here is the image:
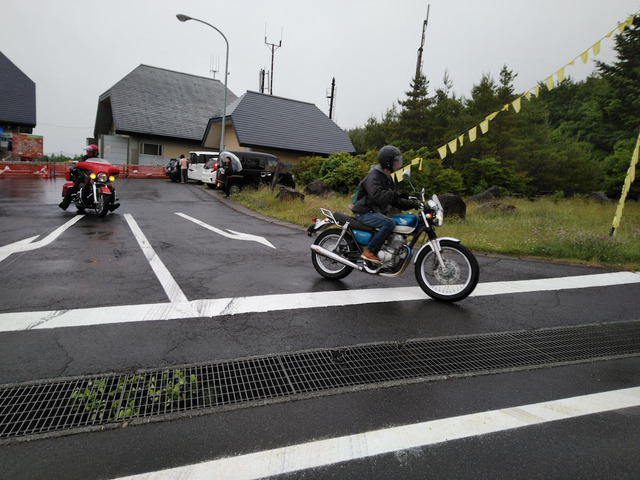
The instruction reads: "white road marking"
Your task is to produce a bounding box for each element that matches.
[0,215,84,262]
[114,386,640,480]
[123,214,191,306]
[176,212,276,249]
[0,271,638,332]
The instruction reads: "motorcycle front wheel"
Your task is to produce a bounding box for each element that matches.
[414,239,479,302]
[311,229,355,280]
[96,193,109,218]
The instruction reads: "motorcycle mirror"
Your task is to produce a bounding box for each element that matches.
[402,169,411,182]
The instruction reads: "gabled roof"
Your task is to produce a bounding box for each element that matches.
[0,51,36,127]
[206,91,354,155]
[94,64,237,141]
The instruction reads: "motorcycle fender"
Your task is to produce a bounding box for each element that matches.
[413,237,461,263]
[99,186,112,194]
[307,218,333,236]
[62,182,74,196]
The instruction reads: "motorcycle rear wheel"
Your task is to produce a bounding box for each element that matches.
[311,229,355,280]
[96,193,109,218]
[414,239,479,302]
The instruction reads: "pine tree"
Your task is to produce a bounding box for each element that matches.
[397,73,432,149]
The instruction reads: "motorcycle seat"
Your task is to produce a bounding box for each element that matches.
[333,212,376,232]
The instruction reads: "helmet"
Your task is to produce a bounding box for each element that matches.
[83,144,99,158]
[377,145,402,172]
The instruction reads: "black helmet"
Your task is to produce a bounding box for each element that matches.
[377,145,402,172]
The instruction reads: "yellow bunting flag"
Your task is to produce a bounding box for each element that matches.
[580,50,589,64]
[479,119,489,134]
[545,76,554,91]
[611,131,640,236]
[533,84,540,97]
[592,40,601,56]
[448,139,458,154]
[557,67,565,84]
[468,126,477,142]
[501,104,509,112]
[486,111,499,122]
[512,97,522,113]
[438,145,447,160]
[458,135,464,148]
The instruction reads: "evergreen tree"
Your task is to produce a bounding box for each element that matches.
[397,73,432,149]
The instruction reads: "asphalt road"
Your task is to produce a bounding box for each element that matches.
[0,176,639,479]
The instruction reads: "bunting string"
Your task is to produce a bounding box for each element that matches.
[430,12,637,163]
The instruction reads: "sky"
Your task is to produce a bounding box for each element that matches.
[2,0,639,156]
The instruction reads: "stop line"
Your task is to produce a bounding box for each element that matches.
[0,271,638,332]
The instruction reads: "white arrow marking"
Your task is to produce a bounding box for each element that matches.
[0,215,84,262]
[176,212,276,249]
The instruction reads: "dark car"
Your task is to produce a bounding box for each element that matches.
[165,158,180,182]
[225,150,295,194]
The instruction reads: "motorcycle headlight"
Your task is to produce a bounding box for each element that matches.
[435,209,444,226]
[97,172,108,183]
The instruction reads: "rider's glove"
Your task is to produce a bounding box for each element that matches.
[397,191,409,199]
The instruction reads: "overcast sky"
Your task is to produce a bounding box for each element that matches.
[2,0,638,155]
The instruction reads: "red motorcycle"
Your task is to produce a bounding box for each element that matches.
[62,159,120,217]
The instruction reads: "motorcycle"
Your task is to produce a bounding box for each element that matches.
[307,170,479,302]
[62,158,120,217]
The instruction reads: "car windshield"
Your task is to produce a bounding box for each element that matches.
[204,159,216,169]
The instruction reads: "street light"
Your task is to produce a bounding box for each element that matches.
[176,14,229,154]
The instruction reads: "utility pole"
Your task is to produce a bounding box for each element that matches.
[415,4,430,79]
[258,68,266,94]
[327,77,336,120]
[265,26,283,95]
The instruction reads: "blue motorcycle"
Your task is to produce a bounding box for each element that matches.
[307,171,479,302]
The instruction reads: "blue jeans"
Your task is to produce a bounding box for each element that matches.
[355,212,396,254]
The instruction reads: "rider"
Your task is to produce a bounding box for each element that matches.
[59,144,100,210]
[350,145,416,264]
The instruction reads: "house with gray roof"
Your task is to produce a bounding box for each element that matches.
[93,64,237,166]
[202,91,355,164]
[0,51,36,156]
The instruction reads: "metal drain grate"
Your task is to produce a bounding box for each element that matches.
[1,321,640,441]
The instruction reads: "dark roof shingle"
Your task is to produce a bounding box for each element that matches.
[209,91,354,155]
[94,65,237,141]
[0,51,36,127]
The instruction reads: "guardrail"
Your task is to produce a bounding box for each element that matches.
[0,162,166,179]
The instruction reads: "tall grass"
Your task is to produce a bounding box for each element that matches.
[234,187,640,270]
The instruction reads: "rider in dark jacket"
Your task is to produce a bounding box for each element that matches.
[351,145,416,264]
[59,144,98,210]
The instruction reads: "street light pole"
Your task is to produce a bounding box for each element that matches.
[176,14,228,153]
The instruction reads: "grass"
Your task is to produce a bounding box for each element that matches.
[234,186,640,270]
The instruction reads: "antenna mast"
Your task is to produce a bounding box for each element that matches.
[210,55,219,79]
[415,4,430,79]
[265,25,283,95]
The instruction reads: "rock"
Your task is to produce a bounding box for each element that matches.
[304,180,332,196]
[437,193,466,219]
[587,192,610,203]
[276,186,304,201]
[467,185,503,203]
[474,201,517,215]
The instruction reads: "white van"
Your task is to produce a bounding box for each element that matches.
[187,151,219,183]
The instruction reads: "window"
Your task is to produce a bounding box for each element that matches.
[141,143,163,156]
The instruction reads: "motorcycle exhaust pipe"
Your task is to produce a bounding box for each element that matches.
[310,245,362,270]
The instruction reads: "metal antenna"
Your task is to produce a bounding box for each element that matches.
[265,25,283,95]
[415,4,430,79]
[210,54,219,79]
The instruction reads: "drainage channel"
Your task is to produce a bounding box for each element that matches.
[2,321,640,442]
